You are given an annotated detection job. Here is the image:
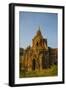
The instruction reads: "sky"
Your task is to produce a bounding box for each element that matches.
[19,11,58,49]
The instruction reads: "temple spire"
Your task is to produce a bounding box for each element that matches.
[38,26,40,31]
[37,26,42,35]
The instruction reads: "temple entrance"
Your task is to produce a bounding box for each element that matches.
[42,59,44,69]
[42,55,45,69]
[32,59,36,70]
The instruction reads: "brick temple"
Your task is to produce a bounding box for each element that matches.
[20,27,58,71]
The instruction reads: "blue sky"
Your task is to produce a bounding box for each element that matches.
[19,11,58,49]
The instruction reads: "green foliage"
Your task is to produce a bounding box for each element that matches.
[20,65,58,78]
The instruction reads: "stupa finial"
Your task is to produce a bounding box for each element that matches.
[37,26,41,35]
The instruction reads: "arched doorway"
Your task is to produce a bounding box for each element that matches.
[42,55,45,69]
[42,58,44,69]
[32,59,36,70]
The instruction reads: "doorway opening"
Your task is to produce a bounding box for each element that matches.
[32,59,36,70]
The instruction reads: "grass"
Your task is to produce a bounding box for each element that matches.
[19,65,58,78]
